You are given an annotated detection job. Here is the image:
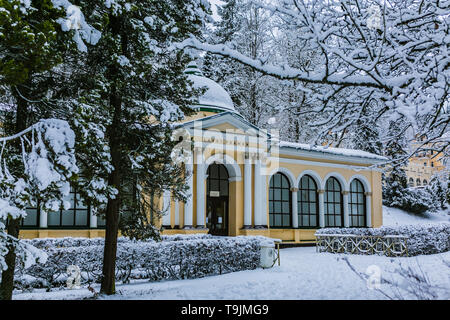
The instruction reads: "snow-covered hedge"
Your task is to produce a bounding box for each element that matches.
[316,223,450,256]
[13,235,269,291]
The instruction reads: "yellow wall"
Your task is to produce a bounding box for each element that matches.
[20,111,384,242]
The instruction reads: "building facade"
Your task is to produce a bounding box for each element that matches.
[19,64,386,243]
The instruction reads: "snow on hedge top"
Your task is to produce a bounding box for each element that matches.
[279,141,388,162]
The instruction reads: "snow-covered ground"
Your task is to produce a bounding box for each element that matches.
[13,206,450,300]
[382,205,449,226]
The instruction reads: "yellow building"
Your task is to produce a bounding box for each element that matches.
[405,137,446,187]
[19,64,386,243]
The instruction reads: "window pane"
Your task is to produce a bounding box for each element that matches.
[310,215,317,227]
[302,214,309,226]
[275,215,282,226]
[281,176,289,188]
[301,191,307,201]
[335,216,342,227]
[283,215,290,227]
[310,203,316,214]
[23,209,38,226]
[62,210,74,226]
[274,202,281,213]
[75,210,88,226]
[274,174,281,187]
[282,201,290,213]
[282,189,289,201]
[302,203,308,214]
[274,189,281,201]
[48,211,61,226]
[301,177,308,188]
[335,205,341,214]
[359,216,365,226]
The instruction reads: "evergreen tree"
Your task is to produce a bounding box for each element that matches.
[382,119,409,206]
[0,0,92,300]
[351,98,383,154]
[69,0,208,295]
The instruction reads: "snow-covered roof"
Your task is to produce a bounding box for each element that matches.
[185,63,237,113]
[279,140,388,162]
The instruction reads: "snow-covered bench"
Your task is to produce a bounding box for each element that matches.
[315,233,409,257]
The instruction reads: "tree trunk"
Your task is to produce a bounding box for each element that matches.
[100,76,122,295]
[0,82,30,300]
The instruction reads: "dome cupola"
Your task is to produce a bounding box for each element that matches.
[185,62,237,114]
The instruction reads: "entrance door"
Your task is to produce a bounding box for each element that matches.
[206,164,229,236]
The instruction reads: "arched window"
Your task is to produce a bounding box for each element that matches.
[324,177,343,227]
[297,175,319,228]
[423,179,428,185]
[416,178,421,186]
[408,177,414,187]
[269,173,291,228]
[349,179,366,227]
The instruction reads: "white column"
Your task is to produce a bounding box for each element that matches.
[162,190,171,227]
[343,191,349,227]
[184,156,194,229]
[243,158,252,228]
[196,152,205,228]
[40,210,48,228]
[174,199,180,228]
[291,188,298,228]
[260,168,268,227]
[253,158,262,227]
[318,190,325,227]
[365,192,372,227]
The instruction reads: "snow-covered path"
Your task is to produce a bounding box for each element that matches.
[13,247,450,300]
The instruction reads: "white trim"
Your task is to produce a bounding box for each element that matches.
[348,174,372,193]
[268,167,296,188]
[296,170,323,189]
[278,147,386,165]
[244,159,252,227]
[275,156,380,171]
[322,172,349,191]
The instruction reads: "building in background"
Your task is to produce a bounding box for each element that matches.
[405,137,446,187]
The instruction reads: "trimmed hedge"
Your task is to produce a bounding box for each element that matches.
[14,235,270,291]
[315,223,450,256]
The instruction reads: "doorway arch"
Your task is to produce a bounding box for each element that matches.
[206,163,229,236]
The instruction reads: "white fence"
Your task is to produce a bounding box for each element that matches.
[315,234,409,257]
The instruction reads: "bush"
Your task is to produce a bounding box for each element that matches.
[384,186,440,214]
[13,235,270,291]
[316,223,450,256]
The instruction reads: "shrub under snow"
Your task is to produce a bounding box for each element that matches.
[316,223,450,256]
[13,234,270,291]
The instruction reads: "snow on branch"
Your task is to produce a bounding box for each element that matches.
[0,119,79,272]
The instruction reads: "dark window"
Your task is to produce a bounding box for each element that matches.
[207,163,229,196]
[324,177,343,227]
[349,179,366,227]
[48,188,89,228]
[269,173,291,228]
[297,175,319,228]
[416,178,421,186]
[423,179,428,185]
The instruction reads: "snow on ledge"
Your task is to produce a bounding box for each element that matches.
[279,141,387,162]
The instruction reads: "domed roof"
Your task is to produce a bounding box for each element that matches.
[185,63,237,113]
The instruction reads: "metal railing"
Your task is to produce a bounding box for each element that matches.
[315,234,409,257]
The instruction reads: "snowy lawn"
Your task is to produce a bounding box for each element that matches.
[13,246,450,300]
[382,206,449,226]
[12,206,450,300]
